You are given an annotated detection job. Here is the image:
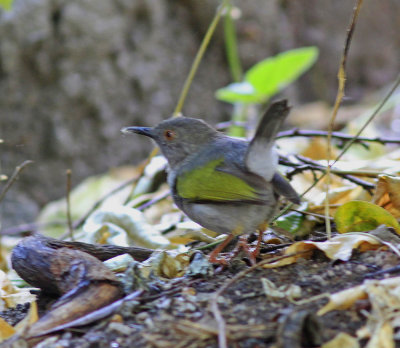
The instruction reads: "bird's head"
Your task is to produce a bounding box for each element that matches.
[122,116,218,168]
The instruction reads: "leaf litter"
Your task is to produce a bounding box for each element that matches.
[3,95,400,346]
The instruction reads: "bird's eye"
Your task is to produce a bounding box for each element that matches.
[164,130,176,140]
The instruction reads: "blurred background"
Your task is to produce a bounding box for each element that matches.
[1,0,399,228]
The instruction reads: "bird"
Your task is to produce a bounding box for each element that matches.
[121,100,299,265]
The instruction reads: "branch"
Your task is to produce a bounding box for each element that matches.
[73,176,139,230]
[276,129,400,145]
[31,233,154,262]
[279,155,375,193]
[0,160,33,203]
[66,169,74,240]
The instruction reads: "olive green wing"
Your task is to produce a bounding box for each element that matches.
[176,158,268,204]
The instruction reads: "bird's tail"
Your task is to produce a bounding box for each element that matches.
[252,99,290,143]
[245,100,290,181]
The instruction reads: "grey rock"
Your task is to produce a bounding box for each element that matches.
[0,0,399,227]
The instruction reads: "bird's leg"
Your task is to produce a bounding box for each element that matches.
[251,222,268,259]
[230,223,267,265]
[235,235,257,265]
[208,233,235,265]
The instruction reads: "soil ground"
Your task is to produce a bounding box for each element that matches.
[2,235,400,348]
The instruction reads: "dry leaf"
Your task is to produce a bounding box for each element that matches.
[0,317,15,341]
[321,332,360,348]
[365,321,394,348]
[142,251,190,279]
[15,301,38,332]
[318,276,400,316]
[261,278,301,301]
[83,205,170,249]
[317,284,367,315]
[263,234,381,269]
[302,137,338,160]
[0,270,36,310]
[372,175,400,218]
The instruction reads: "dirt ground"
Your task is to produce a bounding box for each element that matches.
[2,231,400,348]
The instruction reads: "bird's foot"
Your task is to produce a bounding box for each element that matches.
[208,229,265,266]
[208,234,234,266]
[231,229,264,265]
[230,236,257,265]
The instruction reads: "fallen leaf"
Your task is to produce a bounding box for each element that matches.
[365,321,394,348]
[83,206,171,249]
[334,200,400,234]
[14,301,38,332]
[321,332,360,348]
[0,270,36,310]
[261,278,301,301]
[0,317,15,341]
[37,166,140,238]
[263,233,381,269]
[318,276,400,316]
[372,175,400,218]
[302,137,338,160]
[142,251,190,279]
[317,284,367,315]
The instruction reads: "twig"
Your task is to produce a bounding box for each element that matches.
[0,221,66,236]
[136,190,171,211]
[276,129,400,145]
[0,160,33,204]
[281,154,375,191]
[333,75,400,166]
[325,0,364,239]
[58,176,140,240]
[210,293,228,348]
[278,73,400,225]
[73,176,139,230]
[292,155,375,193]
[283,73,400,218]
[66,169,74,241]
[291,209,334,221]
[122,158,156,204]
[32,233,154,262]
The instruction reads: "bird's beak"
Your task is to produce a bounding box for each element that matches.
[121,126,155,139]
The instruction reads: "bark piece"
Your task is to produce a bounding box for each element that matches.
[11,235,126,338]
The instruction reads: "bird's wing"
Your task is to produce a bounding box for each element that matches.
[245,100,290,181]
[271,173,300,204]
[175,158,269,204]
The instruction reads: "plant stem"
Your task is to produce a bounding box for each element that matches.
[228,103,249,137]
[173,3,226,116]
[223,1,242,82]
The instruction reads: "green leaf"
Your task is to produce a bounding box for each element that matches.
[334,200,400,234]
[215,81,266,104]
[0,0,13,11]
[245,46,319,97]
[275,211,305,234]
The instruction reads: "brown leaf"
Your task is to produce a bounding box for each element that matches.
[263,234,381,269]
[0,318,15,341]
[372,175,400,218]
[321,332,360,348]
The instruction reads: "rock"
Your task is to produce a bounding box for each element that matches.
[1,0,399,227]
